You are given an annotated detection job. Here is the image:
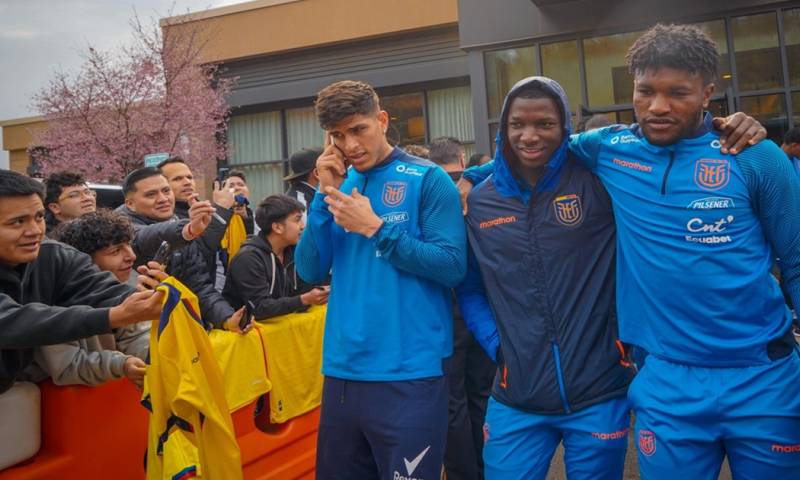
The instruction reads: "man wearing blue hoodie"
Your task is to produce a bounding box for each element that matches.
[295,80,466,480]
[462,24,797,480]
[457,76,633,479]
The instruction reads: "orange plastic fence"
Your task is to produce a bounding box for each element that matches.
[0,381,318,480]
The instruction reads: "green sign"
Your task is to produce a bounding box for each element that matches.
[143,153,169,167]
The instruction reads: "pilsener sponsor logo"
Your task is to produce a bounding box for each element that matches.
[479,215,517,229]
[613,158,653,173]
[687,196,735,210]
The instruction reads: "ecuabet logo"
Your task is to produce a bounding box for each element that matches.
[638,430,657,456]
[694,158,730,191]
[553,194,583,227]
[382,181,407,207]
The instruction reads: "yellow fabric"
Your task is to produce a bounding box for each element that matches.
[208,329,272,412]
[255,305,326,424]
[143,277,243,480]
[220,214,247,266]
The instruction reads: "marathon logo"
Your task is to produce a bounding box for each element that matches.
[479,215,517,229]
[687,196,735,210]
[381,211,409,224]
[591,428,629,440]
[772,443,800,453]
[613,157,653,173]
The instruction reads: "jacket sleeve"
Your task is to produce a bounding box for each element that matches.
[295,192,335,283]
[114,323,150,360]
[196,204,233,253]
[33,341,127,386]
[462,160,494,185]
[55,246,135,309]
[455,245,501,362]
[737,141,800,311]
[131,218,190,261]
[168,245,235,328]
[0,295,111,348]
[371,166,467,288]
[227,249,305,320]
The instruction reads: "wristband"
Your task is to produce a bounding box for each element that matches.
[186,223,196,239]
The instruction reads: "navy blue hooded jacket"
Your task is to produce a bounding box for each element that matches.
[456,77,632,414]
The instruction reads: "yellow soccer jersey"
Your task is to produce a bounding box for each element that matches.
[209,328,271,412]
[143,277,243,480]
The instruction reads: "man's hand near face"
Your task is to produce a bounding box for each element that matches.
[182,198,215,240]
[212,181,236,210]
[323,187,383,237]
[317,135,348,192]
[712,112,768,154]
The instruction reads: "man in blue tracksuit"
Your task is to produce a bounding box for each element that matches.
[457,76,634,479]
[295,80,466,480]
[783,127,800,175]
[465,23,799,479]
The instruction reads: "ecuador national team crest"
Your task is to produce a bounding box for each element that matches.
[638,430,657,457]
[553,194,583,227]
[382,181,407,207]
[694,158,730,191]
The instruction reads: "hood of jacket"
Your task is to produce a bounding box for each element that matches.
[492,76,572,204]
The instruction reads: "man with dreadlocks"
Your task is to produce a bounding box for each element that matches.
[461,23,798,479]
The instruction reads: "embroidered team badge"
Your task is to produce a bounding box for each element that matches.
[694,158,730,191]
[553,194,583,227]
[638,429,657,457]
[382,181,407,207]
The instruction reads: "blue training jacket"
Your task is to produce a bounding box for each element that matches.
[295,148,466,381]
[568,119,800,366]
[457,77,632,415]
[467,117,800,367]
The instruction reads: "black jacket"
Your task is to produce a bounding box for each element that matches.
[223,235,314,320]
[116,205,234,327]
[0,241,133,393]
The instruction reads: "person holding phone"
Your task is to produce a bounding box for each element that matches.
[223,194,326,322]
[295,80,466,480]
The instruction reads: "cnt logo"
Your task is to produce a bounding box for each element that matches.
[684,215,734,244]
[393,445,430,480]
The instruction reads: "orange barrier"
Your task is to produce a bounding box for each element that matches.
[0,381,319,480]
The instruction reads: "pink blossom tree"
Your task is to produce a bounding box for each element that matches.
[32,12,233,183]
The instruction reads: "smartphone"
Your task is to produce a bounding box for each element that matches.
[152,241,172,266]
[330,136,350,173]
[217,167,230,187]
[240,300,256,330]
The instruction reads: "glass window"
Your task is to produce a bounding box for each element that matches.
[731,13,782,91]
[489,123,500,155]
[693,20,732,93]
[785,9,800,87]
[793,92,800,126]
[541,41,581,111]
[286,106,324,154]
[227,111,283,164]
[583,30,644,107]
[236,163,286,204]
[739,94,787,143]
[382,93,425,146]
[485,47,537,119]
[427,86,475,142]
[708,99,729,118]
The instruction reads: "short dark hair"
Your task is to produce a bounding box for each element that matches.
[0,170,45,201]
[55,210,134,256]
[255,195,305,234]
[428,137,463,166]
[156,156,187,170]
[44,171,87,205]
[122,167,164,197]
[467,153,490,169]
[315,80,380,130]
[403,144,429,159]
[226,169,247,184]
[626,23,720,85]
[784,126,800,145]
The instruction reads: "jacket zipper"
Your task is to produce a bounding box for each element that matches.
[661,150,675,195]
[551,342,572,414]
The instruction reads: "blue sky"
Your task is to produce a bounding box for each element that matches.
[0,0,247,168]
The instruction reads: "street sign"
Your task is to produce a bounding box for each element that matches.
[143,152,169,167]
